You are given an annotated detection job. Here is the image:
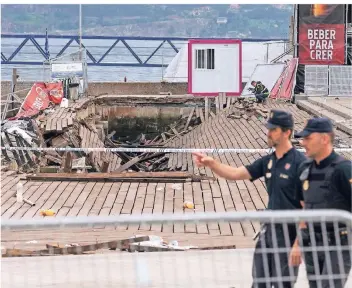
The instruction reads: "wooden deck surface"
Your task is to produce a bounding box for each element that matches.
[2,99,352,250]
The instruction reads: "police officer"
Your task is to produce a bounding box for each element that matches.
[291,117,352,288]
[193,110,306,288]
[249,80,269,103]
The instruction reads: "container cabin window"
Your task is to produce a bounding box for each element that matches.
[195,49,215,70]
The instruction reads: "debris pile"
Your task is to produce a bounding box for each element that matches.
[226,98,269,121]
[2,235,199,257]
[103,106,204,172]
[1,118,43,173]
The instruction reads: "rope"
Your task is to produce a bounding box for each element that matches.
[1,146,352,153]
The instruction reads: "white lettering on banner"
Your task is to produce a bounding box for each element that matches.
[307,29,336,40]
[307,28,337,61]
[309,40,333,50]
[32,97,44,110]
[310,50,333,60]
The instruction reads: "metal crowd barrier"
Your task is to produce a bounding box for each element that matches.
[1,210,352,288]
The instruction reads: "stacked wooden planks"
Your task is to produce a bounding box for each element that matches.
[79,123,122,172]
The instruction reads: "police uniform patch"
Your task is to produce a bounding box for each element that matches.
[303,180,309,191]
[280,173,288,179]
[268,159,273,169]
[266,172,272,178]
[285,163,291,170]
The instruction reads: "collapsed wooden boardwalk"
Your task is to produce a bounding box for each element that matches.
[2,99,352,250]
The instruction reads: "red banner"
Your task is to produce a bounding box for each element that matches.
[46,82,64,104]
[270,58,298,100]
[298,5,345,65]
[14,82,63,119]
[16,83,50,118]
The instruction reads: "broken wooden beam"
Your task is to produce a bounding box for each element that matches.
[62,151,73,173]
[4,132,22,167]
[0,135,11,162]
[3,236,150,257]
[25,172,216,182]
[106,131,116,139]
[16,136,35,167]
[161,133,167,142]
[198,108,205,123]
[184,107,195,130]
[171,127,181,138]
[44,154,62,165]
[114,155,142,173]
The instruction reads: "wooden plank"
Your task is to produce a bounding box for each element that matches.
[199,108,205,123]
[220,93,224,110]
[62,152,73,173]
[26,172,215,181]
[45,118,52,132]
[77,182,105,216]
[114,156,141,173]
[0,176,15,189]
[55,182,87,217]
[3,236,150,257]
[66,182,96,217]
[171,127,181,138]
[79,124,84,139]
[20,182,58,219]
[67,117,73,126]
[82,127,89,149]
[215,96,220,114]
[61,118,68,129]
[151,182,164,232]
[115,157,122,170]
[161,183,174,233]
[183,182,196,233]
[195,107,200,119]
[204,97,209,120]
[96,182,122,220]
[88,183,113,216]
[50,118,57,132]
[57,108,65,118]
[121,183,138,215]
[1,181,30,218]
[101,161,110,173]
[184,107,195,130]
[226,96,231,108]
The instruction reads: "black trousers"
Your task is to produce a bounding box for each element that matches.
[255,93,268,103]
[252,224,298,288]
[301,230,351,288]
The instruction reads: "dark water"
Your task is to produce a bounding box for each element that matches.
[109,116,179,142]
[106,105,186,142]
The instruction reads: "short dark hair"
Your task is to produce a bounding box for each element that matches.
[281,127,293,139]
[251,80,256,85]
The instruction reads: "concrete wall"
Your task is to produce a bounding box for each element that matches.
[1,81,188,97]
[1,81,247,97]
[88,82,188,96]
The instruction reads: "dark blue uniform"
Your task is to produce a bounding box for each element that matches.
[295,118,352,288]
[247,148,306,288]
[245,109,306,288]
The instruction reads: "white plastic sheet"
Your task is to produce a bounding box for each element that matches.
[241,63,286,96]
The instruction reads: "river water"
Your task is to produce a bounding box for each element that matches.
[1,38,288,83]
